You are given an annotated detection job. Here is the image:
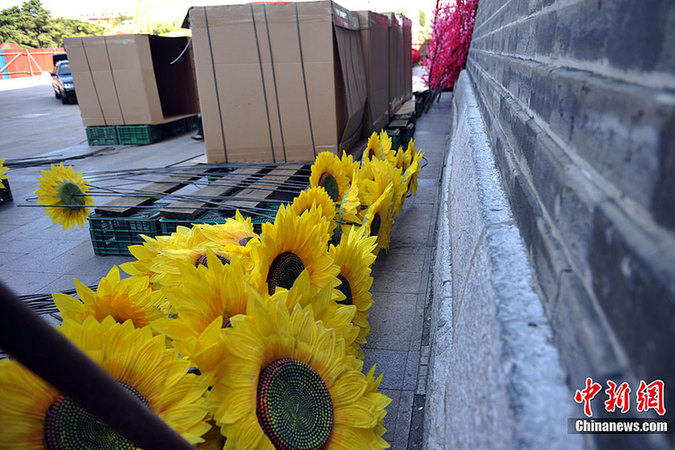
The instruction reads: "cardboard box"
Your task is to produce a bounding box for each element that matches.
[387,13,413,116]
[358,11,389,136]
[188,1,367,163]
[387,13,402,115]
[399,14,413,103]
[65,35,199,126]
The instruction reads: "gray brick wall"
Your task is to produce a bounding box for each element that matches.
[466,0,675,437]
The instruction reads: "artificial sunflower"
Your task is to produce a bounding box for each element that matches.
[340,151,359,185]
[0,316,211,448]
[35,162,94,230]
[403,140,424,195]
[0,158,9,189]
[269,269,359,356]
[291,186,337,233]
[53,266,164,328]
[152,251,259,376]
[199,210,259,253]
[210,294,390,449]
[362,184,395,256]
[122,224,240,290]
[362,132,381,161]
[250,204,338,295]
[338,172,360,222]
[120,233,166,282]
[359,158,404,216]
[309,152,350,202]
[329,226,377,356]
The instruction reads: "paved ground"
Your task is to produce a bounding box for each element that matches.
[0,75,451,448]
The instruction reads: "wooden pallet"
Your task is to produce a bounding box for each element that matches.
[95,164,309,220]
[87,164,309,255]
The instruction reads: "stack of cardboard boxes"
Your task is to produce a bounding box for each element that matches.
[65,1,412,163]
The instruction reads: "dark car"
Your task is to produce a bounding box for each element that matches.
[51,61,76,104]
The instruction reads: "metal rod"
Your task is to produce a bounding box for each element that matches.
[0,281,195,450]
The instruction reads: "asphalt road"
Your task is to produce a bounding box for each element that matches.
[0,73,87,160]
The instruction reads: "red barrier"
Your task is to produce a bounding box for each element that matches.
[0,43,65,79]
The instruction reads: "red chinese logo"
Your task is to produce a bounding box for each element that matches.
[575,378,666,417]
[604,381,631,413]
[636,379,666,416]
[574,378,602,417]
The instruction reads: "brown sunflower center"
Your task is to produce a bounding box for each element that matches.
[370,213,381,237]
[43,381,148,450]
[56,181,85,210]
[336,275,352,306]
[318,173,339,202]
[267,252,305,295]
[256,359,333,450]
[195,254,230,268]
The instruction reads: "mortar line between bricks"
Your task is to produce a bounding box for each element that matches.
[472,0,513,35]
[471,0,585,43]
[467,64,598,296]
[471,47,675,97]
[464,74,644,390]
[467,61,675,260]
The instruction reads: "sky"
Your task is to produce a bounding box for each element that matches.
[0,0,439,22]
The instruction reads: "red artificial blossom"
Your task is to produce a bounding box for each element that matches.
[423,0,479,91]
[412,48,421,66]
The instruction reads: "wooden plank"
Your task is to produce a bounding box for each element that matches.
[94,174,201,217]
[223,167,300,212]
[159,167,265,220]
[394,98,415,115]
[388,119,410,129]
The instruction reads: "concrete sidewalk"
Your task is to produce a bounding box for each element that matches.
[364,93,451,449]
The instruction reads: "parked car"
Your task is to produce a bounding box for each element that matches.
[51,60,76,104]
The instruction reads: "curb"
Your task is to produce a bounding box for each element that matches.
[424,71,582,449]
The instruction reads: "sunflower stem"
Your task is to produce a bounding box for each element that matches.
[0,281,194,450]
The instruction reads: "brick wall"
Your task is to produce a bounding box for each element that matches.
[465,0,675,436]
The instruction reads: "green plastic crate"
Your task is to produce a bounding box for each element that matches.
[249,203,282,234]
[399,122,415,149]
[162,118,188,138]
[88,205,165,255]
[384,128,401,151]
[0,179,13,205]
[158,203,282,236]
[159,209,229,235]
[86,126,118,146]
[185,115,200,131]
[116,124,163,145]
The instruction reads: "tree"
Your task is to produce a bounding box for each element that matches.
[0,0,104,48]
[151,20,181,36]
[22,0,50,47]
